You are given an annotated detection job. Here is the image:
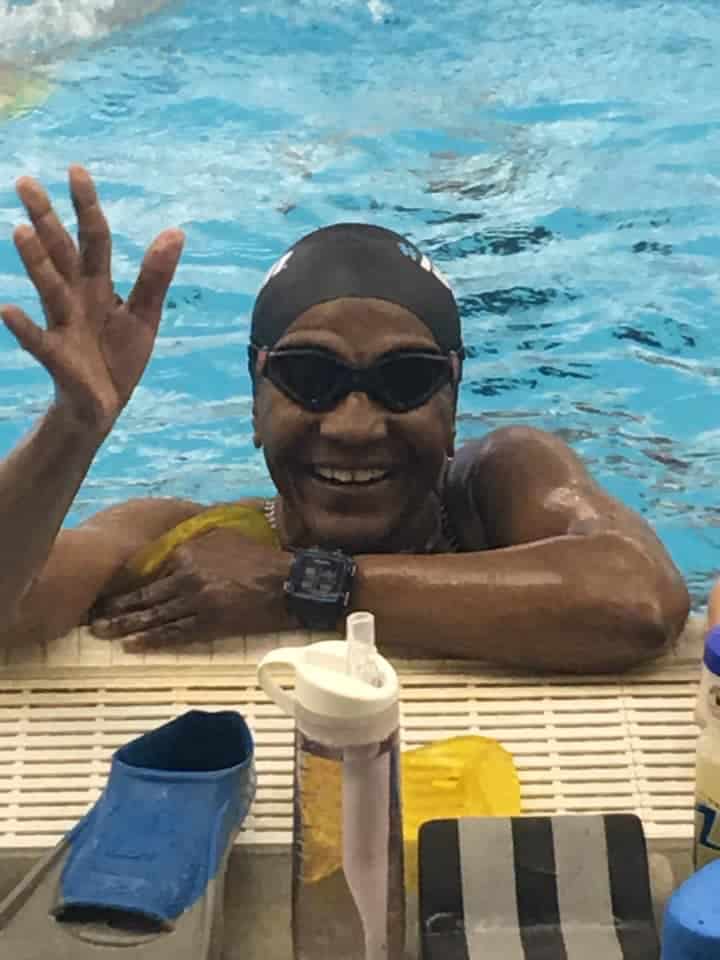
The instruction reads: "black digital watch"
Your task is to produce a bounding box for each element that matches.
[283,547,357,631]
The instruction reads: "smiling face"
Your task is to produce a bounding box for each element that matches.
[253,297,457,553]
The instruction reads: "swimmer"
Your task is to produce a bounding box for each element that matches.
[0,166,689,672]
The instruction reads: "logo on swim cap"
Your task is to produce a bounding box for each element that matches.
[260,250,294,290]
[397,240,422,262]
[397,240,451,291]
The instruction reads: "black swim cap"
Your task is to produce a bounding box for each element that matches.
[250,223,462,352]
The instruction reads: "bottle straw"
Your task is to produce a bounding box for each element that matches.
[346,611,382,687]
[343,611,390,959]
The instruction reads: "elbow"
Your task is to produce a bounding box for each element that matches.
[588,535,690,671]
[0,589,26,637]
[607,601,675,669]
[0,581,62,651]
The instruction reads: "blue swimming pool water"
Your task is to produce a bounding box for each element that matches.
[0,0,719,605]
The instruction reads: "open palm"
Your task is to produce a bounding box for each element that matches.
[0,166,184,435]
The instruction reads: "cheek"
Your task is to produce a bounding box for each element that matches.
[254,387,311,470]
[394,396,455,470]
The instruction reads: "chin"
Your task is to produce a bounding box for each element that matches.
[307,516,396,554]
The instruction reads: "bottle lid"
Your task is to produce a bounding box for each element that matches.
[704,626,720,676]
[257,627,398,724]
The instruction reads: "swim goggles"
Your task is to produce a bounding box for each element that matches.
[250,345,461,413]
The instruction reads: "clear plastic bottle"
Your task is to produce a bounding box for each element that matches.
[257,612,405,960]
[694,683,720,870]
[695,625,720,728]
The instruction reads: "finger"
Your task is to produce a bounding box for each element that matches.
[1,305,49,361]
[90,594,195,638]
[126,228,185,324]
[15,175,78,283]
[122,617,199,653]
[98,571,185,616]
[68,165,111,280]
[13,224,71,324]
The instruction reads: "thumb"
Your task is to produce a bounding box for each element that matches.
[1,306,48,361]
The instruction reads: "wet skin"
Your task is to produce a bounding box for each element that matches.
[254,298,456,555]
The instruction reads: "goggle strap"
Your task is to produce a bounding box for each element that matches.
[450,351,460,384]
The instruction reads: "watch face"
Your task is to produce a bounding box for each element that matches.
[286,549,356,630]
[298,556,344,597]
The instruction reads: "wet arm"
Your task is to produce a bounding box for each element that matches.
[353,427,689,673]
[0,490,204,649]
[0,405,106,629]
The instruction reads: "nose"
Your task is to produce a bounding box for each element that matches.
[318,391,389,445]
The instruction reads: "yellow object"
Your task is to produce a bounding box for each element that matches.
[0,65,53,120]
[298,735,521,891]
[402,735,521,890]
[299,751,343,883]
[125,502,279,578]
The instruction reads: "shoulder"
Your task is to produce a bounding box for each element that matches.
[456,426,584,472]
[78,496,206,541]
[82,494,269,536]
[448,426,608,547]
[77,495,269,552]
[450,426,587,495]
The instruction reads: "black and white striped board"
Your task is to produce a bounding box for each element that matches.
[419,814,659,960]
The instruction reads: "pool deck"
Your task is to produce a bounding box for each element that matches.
[0,614,706,954]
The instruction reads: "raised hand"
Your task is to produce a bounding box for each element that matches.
[0,165,184,437]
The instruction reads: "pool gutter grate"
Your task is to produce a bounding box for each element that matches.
[0,640,702,850]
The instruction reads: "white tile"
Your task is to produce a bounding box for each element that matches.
[175,638,214,665]
[211,634,247,663]
[4,636,46,668]
[44,629,80,666]
[77,628,113,666]
[245,631,311,662]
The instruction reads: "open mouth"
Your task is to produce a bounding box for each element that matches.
[310,466,391,486]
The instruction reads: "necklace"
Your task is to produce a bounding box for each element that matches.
[264,496,459,552]
[264,497,277,532]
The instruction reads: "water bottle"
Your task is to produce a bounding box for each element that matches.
[694,682,720,870]
[695,625,720,728]
[257,612,405,960]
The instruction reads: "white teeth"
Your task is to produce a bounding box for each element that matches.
[314,467,388,484]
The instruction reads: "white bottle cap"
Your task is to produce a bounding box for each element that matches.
[257,635,398,726]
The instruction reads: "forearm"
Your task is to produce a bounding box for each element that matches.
[0,403,105,628]
[352,533,687,673]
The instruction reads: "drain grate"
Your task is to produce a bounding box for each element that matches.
[0,659,700,849]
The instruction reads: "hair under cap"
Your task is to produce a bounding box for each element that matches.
[250,223,462,352]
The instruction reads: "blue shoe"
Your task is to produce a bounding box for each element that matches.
[0,709,255,959]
